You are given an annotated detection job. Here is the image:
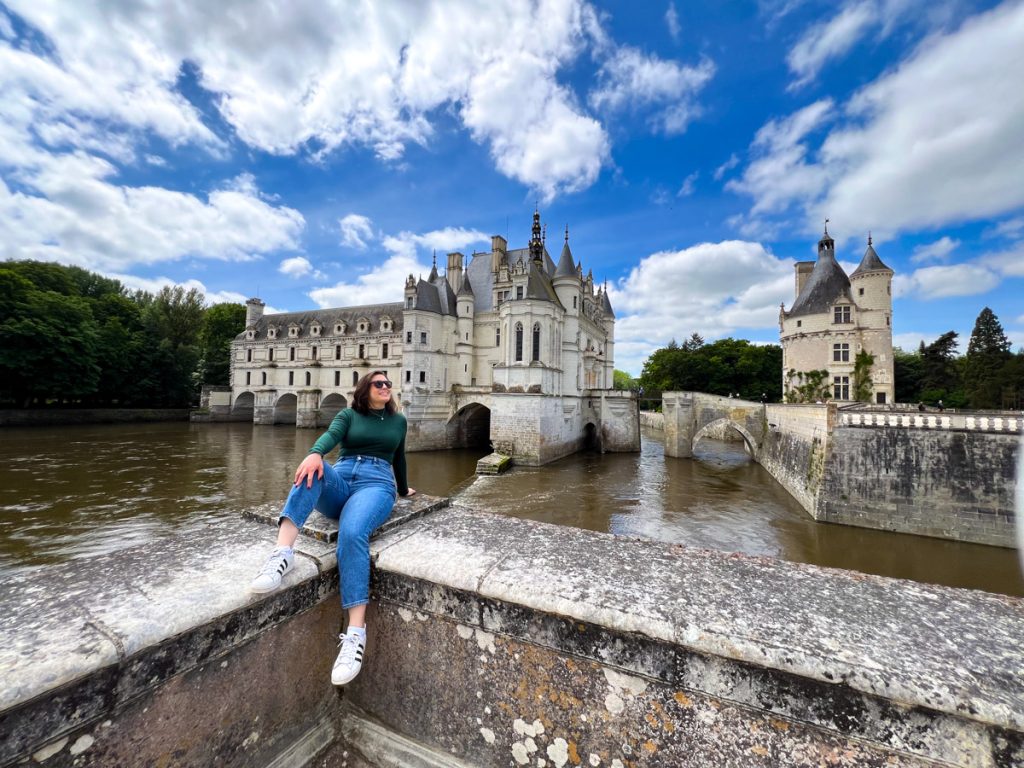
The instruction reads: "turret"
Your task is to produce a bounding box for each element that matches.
[553,224,580,315]
[849,234,893,315]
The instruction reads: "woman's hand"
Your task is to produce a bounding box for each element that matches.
[294,453,324,488]
[403,487,417,497]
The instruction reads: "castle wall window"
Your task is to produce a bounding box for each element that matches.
[305,372,311,386]
[353,372,359,385]
[532,323,540,362]
[496,327,500,347]
[246,349,252,362]
[419,371,426,383]
[335,371,340,386]
[406,331,413,343]
[858,288,864,296]
[382,343,389,359]
[288,371,294,386]
[406,370,411,383]
[406,297,413,308]
[289,347,295,361]
[833,376,849,400]
[833,306,851,324]
[311,346,317,360]
[573,296,577,309]
[516,286,524,300]
[833,343,850,362]
[335,344,341,360]
[796,320,802,328]
[515,322,523,362]
[261,372,267,385]
[268,348,274,362]
[420,332,427,344]
[246,372,251,385]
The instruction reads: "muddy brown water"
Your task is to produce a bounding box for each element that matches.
[1,422,1020,595]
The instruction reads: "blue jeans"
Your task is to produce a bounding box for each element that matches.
[279,455,397,609]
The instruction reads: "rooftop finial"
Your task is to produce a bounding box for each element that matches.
[868,231,873,246]
[432,249,436,267]
[824,218,830,235]
[565,224,569,244]
[542,223,547,244]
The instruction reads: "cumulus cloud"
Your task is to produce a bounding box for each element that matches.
[731,3,1024,249]
[609,240,792,373]
[911,236,959,264]
[340,214,375,249]
[980,242,1024,278]
[0,0,625,199]
[309,225,489,308]
[893,263,1000,300]
[588,46,715,135]
[278,256,325,280]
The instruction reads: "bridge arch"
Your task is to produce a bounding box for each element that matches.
[273,393,297,425]
[448,402,491,449]
[692,417,759,457]
[232,391,255,420]
[318,393,347,427]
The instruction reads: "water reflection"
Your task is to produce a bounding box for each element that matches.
[0,423,1020,596]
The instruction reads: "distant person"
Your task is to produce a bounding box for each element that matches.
[249,371,416,685]
[918,402,925,412]
[937,399,945,413]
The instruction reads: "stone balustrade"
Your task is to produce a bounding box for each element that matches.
[841,411,1022,432]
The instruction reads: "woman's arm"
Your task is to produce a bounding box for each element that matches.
[296,409,351,487]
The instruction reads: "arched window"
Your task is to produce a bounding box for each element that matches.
[305,371,311,386]
[532,323,541,362]
[261,372,267,385]
[515,322,523,362]
[352,371,359,385]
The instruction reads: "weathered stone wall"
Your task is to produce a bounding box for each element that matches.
[596,390,640,453]
[3,500,1022,767]
[0,408,190,427]
[822,425,1019,547]
[758,403,833,516]
[639,410,663,430]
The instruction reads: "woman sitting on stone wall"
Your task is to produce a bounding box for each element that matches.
[250,370,415,685]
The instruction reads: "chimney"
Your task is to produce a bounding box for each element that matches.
[245,297,265,327]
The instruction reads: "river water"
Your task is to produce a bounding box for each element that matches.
[1,422,1020,596]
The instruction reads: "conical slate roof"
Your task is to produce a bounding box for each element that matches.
[851,237,892,277]
[457,273,475,296]
[554,239,576,278]
[787,249,851,318]
[601,287,615,318]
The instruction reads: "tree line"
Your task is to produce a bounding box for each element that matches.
[0,261,246,408]
[620,307,1023,411]
[895,308,1023,410]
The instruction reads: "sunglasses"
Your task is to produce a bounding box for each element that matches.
[371,380,393,389]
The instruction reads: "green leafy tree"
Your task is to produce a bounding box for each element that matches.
[639,336,782,402]
[139,286,206,406]
[920,331,964,406]
[853,350,874,402]
[893,347,924,403]
[199,303,247,385]
[963,307,1011,409]
[612,369,637,391]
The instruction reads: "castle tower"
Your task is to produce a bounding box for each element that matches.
[245,297,265,327]
[455,272,475,386]
[849,234,895,404]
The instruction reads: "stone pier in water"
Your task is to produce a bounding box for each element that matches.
[1,494,1022,767]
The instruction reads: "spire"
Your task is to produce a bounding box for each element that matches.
[554,222,576,278]
[817,219,835,258]
[852,232,892,277]
[601,280,615,318]
[529,208,544,263]
[457,273,475,297]
[428,250,438,281]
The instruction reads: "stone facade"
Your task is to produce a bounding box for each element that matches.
[226,212,635,464]
[779,227,895,404]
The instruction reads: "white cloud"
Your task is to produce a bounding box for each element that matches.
[106,272,284,312]
[986,216,1024,239]
[893,263,1000,300]
[911,236,959,264]
[278,256,324,279]
[733,2,1024,243]
[891,331,935,352]
[677,171,698,197]
[1,0,620,199]
[666,2,681,41]
[713,153,739,181]
[609,240,791,373]
[588,46,715,135]
[980,242,1024,278]
[787,2,877,89]
[309,225,489,308]
[340,214,375,250]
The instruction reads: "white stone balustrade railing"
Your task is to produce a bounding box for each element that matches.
[840,412,1022,432]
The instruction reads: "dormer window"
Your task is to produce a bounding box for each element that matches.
[288,324,300,338]
[380,317,391,332]
[310,323,322,337]
[335,323,346,335]
[833,306,851,324]
[267,327,278,340]
[246,329,255,340]
[357,318,369,333]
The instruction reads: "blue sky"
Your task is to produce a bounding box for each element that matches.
[1,0,1021,375]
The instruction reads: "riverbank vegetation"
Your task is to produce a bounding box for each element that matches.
[0,261,245,408]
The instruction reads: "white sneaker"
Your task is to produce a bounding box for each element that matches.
[332,632,365,686]
[250,547,294,593]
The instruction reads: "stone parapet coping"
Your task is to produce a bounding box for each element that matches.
[371,507,1024,738]
[0,493,447,764]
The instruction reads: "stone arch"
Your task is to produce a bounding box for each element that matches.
[691,417,759,457]
[232,391,255,420]
[273,393,298,425]
[447,402,491,449]
[318,393,347,427]
[582,422,600,452]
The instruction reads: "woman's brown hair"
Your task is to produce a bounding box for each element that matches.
[351,370,397,416]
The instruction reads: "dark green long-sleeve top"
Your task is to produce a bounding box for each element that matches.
[309,408,409,495]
